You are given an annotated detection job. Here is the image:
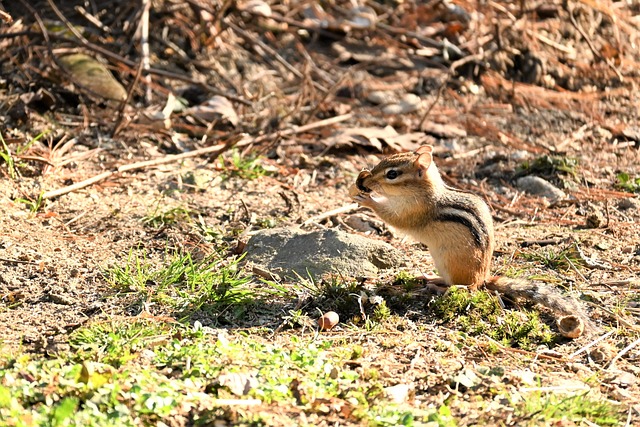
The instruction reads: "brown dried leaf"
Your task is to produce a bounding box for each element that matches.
[58,53,126,101]
[385,132,434,152]
[185,96,239,127]
[236,0,272,17]
[323,126,399,151]
[420,121,467,138]
[216,372,257,396]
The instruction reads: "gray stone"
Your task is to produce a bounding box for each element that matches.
[381,93,421,115]
[367,90,397,105]
[244,228,404,279]
[617,197,639,211]
[516,176,566,201]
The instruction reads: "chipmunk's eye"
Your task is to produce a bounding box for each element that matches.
[385,169,401,180]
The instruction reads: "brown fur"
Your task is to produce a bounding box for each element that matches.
[352,146,594,338]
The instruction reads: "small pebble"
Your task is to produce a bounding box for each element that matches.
[367,90,397,105]
[516,176,566,201]
[617,197,639,211]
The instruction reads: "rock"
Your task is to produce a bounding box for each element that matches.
[367,90,397,105]
[516,176,566,201]
[244,228,404,279]
[384,384,411,404]
[344,213,384,234]
[618,197,639,211]
[381,93,421,114]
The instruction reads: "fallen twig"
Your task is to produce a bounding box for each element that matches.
[250,113,352,146]
[300,203,360,228]
[607,336,640,369]
[225,18,327,93]
[0,9,13,24]
[43,114,353,200]
[112,60,145,137]
[139,0,152,102]
[568,330,615,359]
[42,142,230,200]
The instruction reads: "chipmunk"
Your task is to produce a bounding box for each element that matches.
[350,145,593,338]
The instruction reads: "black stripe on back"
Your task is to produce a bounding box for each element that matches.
[436,211,484,248]
[438,195,491,245]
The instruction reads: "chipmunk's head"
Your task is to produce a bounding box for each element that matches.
[355,145,441,197]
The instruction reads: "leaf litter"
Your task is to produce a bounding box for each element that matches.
[1,0,640,425]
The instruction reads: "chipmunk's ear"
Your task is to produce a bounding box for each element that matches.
[414,145,433,177]
[415,145,433,155]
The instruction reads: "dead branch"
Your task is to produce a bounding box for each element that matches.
[41,142,230,200]
[42,113,352,200]
[300,203,360,228]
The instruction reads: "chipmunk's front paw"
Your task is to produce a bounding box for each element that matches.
[349,183,371,203]
[352,193,370,204]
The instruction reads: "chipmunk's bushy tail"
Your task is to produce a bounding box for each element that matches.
[485,276,595,339]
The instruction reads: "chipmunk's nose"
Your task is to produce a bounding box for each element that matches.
[356,170,373,193]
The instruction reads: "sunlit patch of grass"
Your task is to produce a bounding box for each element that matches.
[429,287,555,349]
[520,245,584,272]
[69,319,173,367]
[142,204,196,228]
[105,248,260,316]
[393,271,422,291]
[0,321,440,426]
[615,172,640,193]
[219,149,269,180]
[515,390,620,426]
[518,154,580,182]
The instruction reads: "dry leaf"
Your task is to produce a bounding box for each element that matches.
[185,96,239,127]
[216,372,257,396]
[343,6,377,30]
[237,0,272,17]
[385,132,434,152]
[58,53,126,101]
[323,125,399,151]
[420,121,467,138]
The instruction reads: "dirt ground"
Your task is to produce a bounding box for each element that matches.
[1,0,640,424]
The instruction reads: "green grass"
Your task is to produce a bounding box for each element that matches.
[0,131,49,180]
[615,172,640,193]
[0,132,16,179]
[142,204,196,228]
[429,287,555,349]
[289,274,399,331]
[0,263,628,427]
[105,248,262,316]
[393,271,423,291]
[518,155,579,182]
[520,245,584,272]
[15,192,45,213]
[219,149,269,180]
[515,390,620,426]
[0,321,428,426]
